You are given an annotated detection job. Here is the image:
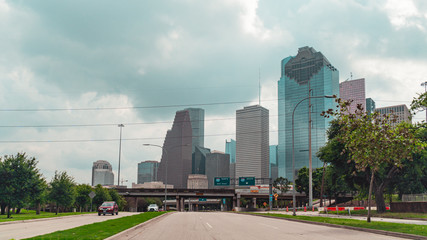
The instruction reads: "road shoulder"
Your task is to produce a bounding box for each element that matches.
[234,212,427,240]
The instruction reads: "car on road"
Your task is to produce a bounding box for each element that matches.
[147,204,159,212]
[98,201,119,216]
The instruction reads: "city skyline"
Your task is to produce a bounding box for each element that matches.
[0,0,426,186]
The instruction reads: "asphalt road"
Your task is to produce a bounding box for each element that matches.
[111,212,406,240]
[0,212,138,240]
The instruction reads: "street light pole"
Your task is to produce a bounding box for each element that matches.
[292,95,334,216]
[308,81,313,208]
[143,144,168,211]
[117,124,124,186]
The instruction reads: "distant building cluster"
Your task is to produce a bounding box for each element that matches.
[91,46,412,189]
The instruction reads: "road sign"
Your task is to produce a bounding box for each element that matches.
[223,198,226,204]
[214,177,230,186]
[199,198,207,202]
[239,177,255,186]
[88,191,96,199]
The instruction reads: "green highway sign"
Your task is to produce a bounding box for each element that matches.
[239,177,255,186]
[214,177,230,186]
[199,198,207,202]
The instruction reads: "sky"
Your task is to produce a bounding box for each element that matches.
[1,0,427,187]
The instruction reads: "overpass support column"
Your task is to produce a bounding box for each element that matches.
[135,197,138,212]
[176,196,180,211]
[252,198,257,209]
[236,194,241,208]
[233,197,236,209]
[180,197,185,212]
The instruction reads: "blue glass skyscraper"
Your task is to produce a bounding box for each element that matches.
[278,46,339,179]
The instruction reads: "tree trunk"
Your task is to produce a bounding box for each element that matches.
[16,208,21,214]
[36,203,41,215]
[7,205,11,218]
[367,171,375,223]
[320,162,327,207]
[375,187,386,213]
[1,204,5,215]
[56,203,59,215]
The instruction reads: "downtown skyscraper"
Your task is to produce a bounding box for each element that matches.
[339,78,366,113]
[278,46,339,179]
[158,110,193,189]
[236,105,269,180]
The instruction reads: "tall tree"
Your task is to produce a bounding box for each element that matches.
[49,171,76,215]
[92,185,111,208]
[272,177,291,194]
[0,153,43,218]
[75,184,92,212]
[322,99,423,222]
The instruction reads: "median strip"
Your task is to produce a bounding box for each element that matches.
[24,212,166,240]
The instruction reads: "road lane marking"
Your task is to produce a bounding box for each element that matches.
[206,222,213,229]
[258,223,279,230]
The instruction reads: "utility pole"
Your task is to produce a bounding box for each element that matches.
[308,81,313,208]
[117,124,124,186]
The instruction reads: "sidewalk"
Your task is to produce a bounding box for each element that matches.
[266,210,427,225]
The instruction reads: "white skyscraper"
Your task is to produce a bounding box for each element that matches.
[92,160,114,186]
[236,105,269,180]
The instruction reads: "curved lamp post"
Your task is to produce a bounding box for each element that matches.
[143,144,168,211]
[143,143,190,211]
[292,95,334,216]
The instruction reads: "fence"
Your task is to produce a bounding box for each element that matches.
[402,193,427,202]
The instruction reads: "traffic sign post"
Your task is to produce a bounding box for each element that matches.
[214,177,230,186]
[88,191,96,212]
[238,177,255,186]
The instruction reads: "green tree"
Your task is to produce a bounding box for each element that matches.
[272,177,291,194]
[49,171,76,215]
[75,184,92,212]
[317,120,365,206]
[30,177,48,215]
[0,153,44,218]
[92,185,111,208]
[295,167,323,201]
[322,99,423,222]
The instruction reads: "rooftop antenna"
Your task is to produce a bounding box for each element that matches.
[350,72,353,80]
[259,67,261,105]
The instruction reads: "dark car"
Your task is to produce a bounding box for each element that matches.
[98,201,119,216]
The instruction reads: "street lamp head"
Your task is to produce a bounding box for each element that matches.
[324,95,335,99]
[118,124,125,127]
[143,144,150,146]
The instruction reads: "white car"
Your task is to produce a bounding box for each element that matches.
[147,204,159,212]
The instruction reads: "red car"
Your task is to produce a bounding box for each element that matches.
[98,201,119,216]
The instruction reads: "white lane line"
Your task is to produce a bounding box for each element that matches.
[258,223,279,230]
[206,222,213,229]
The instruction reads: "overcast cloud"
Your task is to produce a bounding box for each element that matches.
[1,0,426,186]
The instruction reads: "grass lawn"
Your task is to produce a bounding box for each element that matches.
[323,209,427,219]
[0,209,93,222]
[252,213,427,237]
[24,212,166,240]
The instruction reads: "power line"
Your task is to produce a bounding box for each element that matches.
[0,97,416,112]
[0,99,271,112]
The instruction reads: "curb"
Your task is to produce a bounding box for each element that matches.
[234,212,427,240]
[0,213,97,226]
[105,212,173,240]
